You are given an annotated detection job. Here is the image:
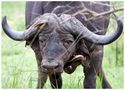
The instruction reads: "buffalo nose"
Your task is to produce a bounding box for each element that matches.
[42,62,59,69]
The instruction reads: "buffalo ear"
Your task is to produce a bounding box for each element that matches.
[76,39,90,57]
[76,40,91,67]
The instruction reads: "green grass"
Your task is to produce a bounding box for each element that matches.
[1,1,124,89]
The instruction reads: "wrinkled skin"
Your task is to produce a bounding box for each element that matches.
[2,1,120,89]
[30,22,111,88]
[31,19,78,88]
[26,2,112,89]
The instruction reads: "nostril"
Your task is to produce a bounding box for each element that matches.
[42,63,59,69]
[55,64,59,69]
[42,65,47,69]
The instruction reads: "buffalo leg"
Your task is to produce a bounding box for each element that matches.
[49,73,62,89]
[83,45,104,88]
[84,66,97,88]
[37,69,48,88]
[34,53,48,88]
[98,69,112,88]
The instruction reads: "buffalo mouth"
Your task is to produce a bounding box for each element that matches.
[41,67,63,75]
[41,61,63,75]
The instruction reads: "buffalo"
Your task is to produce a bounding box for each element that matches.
[2,1,123,89]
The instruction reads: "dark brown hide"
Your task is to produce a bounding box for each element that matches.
[2,1,123,89]
[25,2,111,89]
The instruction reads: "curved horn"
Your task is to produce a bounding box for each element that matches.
[72,55,86,61]
[61,14,123,45]
[2,14,58,41]
[2,16,38,41]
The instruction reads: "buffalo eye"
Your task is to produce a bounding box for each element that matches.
[39,36,48,47]
[39,38,46,43]
[63,39,74,48]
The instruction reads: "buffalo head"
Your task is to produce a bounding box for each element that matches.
[2,13,123,75]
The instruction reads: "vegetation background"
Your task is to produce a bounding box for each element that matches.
[1,1,124,89]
